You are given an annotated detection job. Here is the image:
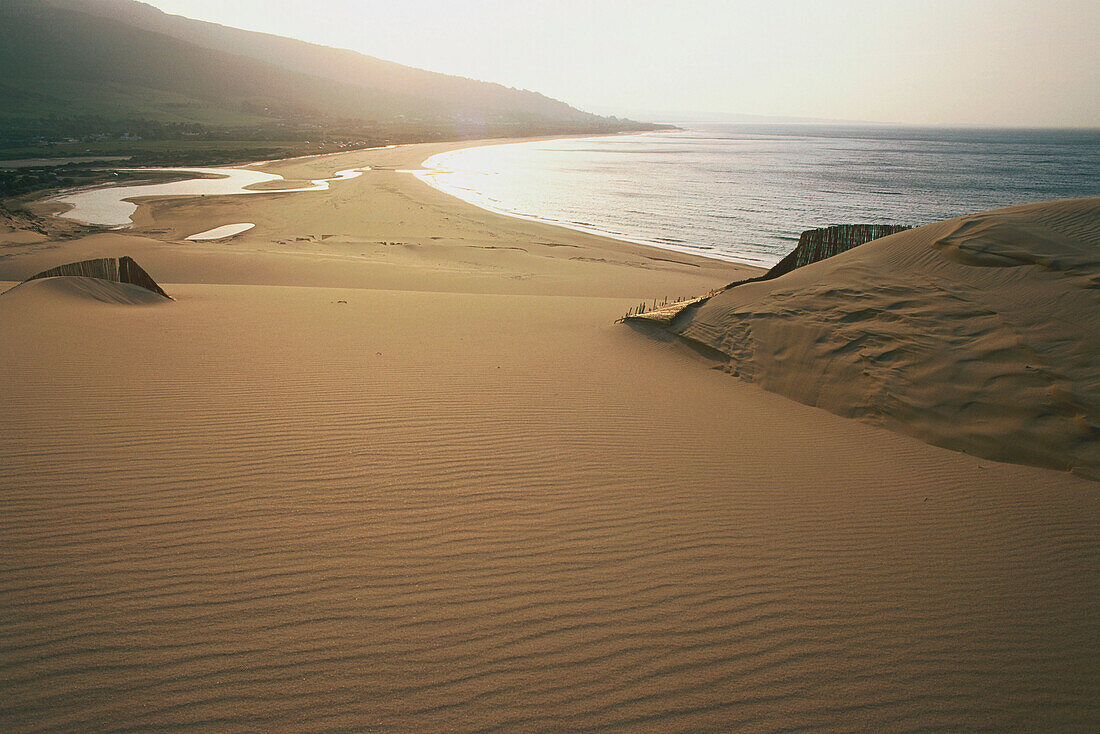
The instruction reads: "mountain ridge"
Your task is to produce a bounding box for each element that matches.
[0,0,657,163]
[44,0,599,124]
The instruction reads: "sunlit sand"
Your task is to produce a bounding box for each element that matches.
[1,139,1097,731]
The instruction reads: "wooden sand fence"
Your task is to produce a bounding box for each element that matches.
[23,256,170,298]
[765,224,911,280]
[623,223,910,325]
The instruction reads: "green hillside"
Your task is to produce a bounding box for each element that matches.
[47,0,605,124]
[0,1,454,125]
[0,0,656,168]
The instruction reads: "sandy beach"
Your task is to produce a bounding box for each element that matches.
[1,140,1097,731]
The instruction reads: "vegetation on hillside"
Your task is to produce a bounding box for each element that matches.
[0,0,664,184]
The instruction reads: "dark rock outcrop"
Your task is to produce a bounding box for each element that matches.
[23,256,170,298]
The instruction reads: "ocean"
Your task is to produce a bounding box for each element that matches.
[416,124,1100,267]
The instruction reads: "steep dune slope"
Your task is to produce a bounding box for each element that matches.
[670,198,1100,477]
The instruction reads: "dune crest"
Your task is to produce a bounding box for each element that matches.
[2,276,170,305]
[21,255,170,298]
[4,255,172,305]
[669,198,1100,478]
[932,217,1099,271]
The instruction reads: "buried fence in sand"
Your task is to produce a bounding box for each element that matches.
[623,223,911,324]
[22,256,171,299]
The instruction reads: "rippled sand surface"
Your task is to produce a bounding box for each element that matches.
[1,140,1097,732]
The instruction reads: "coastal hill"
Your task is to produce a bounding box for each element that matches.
[0,0,652,159]
[665,197,1100,478]
[43,0,605,126]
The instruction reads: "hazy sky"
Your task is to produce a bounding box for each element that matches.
[143,0,1099,127]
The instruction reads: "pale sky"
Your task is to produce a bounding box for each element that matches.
[143,0,1099,127]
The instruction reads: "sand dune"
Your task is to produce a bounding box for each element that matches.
[671,198,1100,478]
[1,275,170,306]
[0,142,1097,732]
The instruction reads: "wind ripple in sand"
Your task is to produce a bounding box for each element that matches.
[1,287,1097,732]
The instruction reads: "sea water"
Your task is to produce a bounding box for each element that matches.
[416,124,1100,266]
[55,166,368,227]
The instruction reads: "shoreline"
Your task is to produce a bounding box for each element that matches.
[19,131,755,274]
[409,136,771,268]
[281,131,755,268]
[4,135,750,295]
